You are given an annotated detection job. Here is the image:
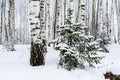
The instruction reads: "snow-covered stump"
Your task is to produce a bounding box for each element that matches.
[29,0,47,66]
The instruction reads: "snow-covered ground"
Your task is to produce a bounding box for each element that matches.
[0,44,120,80]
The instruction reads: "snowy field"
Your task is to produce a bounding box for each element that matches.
[0,44,120,80]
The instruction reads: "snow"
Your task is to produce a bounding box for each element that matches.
[96,44,120,74]
[0,44,120,80]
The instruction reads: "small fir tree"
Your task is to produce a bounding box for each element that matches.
[77,36,101,67]
[56,8,101,71]
[97,32,110,53]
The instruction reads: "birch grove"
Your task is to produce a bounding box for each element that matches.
[0,0,120,66]
[0,0,119,44]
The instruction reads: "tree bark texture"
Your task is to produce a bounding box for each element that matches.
[29,0,47,66]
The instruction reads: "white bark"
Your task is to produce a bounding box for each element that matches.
[75,0,81,23]
[106,0,109,37]
[29,0,47,66]
[110,0,117,43]
[54,0,61,38]
[117,0,120,43]
[0,0,2,44]
[91,0,97,39]
[98,0,103,34]
[61,0,65,25]
[80,0,86,26]
[1,0,8,48]
[7,0,15,51]
[45,0,50,45]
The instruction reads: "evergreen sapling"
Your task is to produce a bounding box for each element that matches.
[56,8,102,71]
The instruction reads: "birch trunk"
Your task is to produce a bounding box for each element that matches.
[45,0,50,45]
[80,0,86,26]
[54,0,61,38]
[70,0,74,23]
[110,0,116,43]
[98,0,103,35]
[29,0,47,66]
[106,0,109,37]
[7,0,15,51]
[61,0,65,25]
[2,0,8,49]
[86,0,90,34]
[75,0,81,23]
[91,0,97,39]
[117,0,120,43]
[0,1,2,44]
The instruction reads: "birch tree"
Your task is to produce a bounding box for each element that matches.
[110,0,117,43]
[54,0,61,39]
[0,0,2,44]
[86,0,90,34]
[29,0,47,66]
[117,0,120,43]
[80,0,86,26]
[60,0,65,25]
[7,0,15,51]
[1,0,15,51]
[91,0,97,39]
[106,0,110,37]
[1,0,8,49]
[75,0,81,23]
[98,0,103,35]
[45,0,50,44]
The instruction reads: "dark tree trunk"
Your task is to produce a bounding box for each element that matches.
[30,40,47,66]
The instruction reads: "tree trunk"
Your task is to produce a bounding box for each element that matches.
[1,0,15,51]
[91,0,97,39]
[29,0,47,66]
[0,1,2,44]
[61,0,65,25]
[7,0,15,51]
[54,0,61,39]
[110,0,116,43]
[75,0,81,23]
[98,0,103,35]
[80,0,86,26]
[2,0,8,49]
[86,0,90,34]
[106,0,109,37]
[45,0,50,45]
[70,0,74,23]
[117,0,120,43]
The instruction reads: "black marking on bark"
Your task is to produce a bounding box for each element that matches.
[30,41,46,66]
